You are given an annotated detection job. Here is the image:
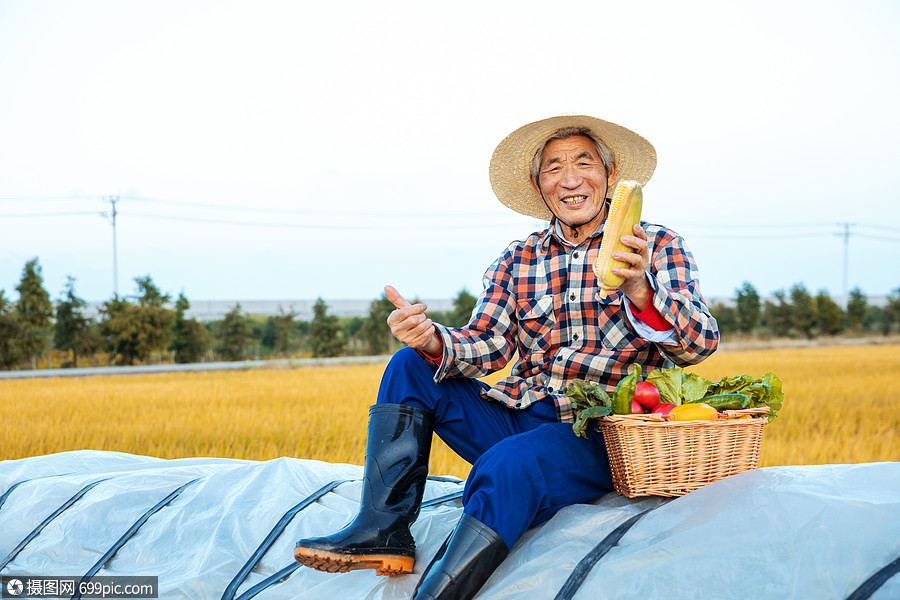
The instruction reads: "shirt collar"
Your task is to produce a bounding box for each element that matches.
[541,217,606,250]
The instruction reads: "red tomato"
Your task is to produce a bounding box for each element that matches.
[651,402,676,417]
[634,381,661,411]
[631,400,643,414]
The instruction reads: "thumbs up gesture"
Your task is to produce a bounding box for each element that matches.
[385,285,442,356]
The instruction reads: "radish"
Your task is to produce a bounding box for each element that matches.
[651,402,676,418]
[634,381,661,411]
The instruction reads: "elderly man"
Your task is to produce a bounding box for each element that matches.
[294,115,719,600]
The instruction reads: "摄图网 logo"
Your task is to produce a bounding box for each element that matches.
[6,579,24,596]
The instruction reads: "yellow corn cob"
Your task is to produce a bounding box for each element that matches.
[593,181,643,298]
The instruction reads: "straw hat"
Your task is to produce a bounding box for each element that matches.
[489,115,657,220]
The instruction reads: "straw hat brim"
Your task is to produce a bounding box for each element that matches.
[489,115,657,220]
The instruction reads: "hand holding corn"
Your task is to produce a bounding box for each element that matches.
[593,181,653,308]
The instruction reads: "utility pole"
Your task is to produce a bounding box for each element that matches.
[837,222,853,307]
[101,196,119,297]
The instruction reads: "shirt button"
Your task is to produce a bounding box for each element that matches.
[570,293,576,301]
[515,402,521,408]
[548,387,554,393]
[556,355,562,361]
[573,333,579,340]
[574,252,579,258]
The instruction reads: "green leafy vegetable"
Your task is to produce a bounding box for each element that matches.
[681,372,712,403]
[709,374,755,394]
[704,372,784,418]
[565,366,784,440]
[564,378,614,438]
[679,370,784,419]
[564,379,611,413]
[573,405,613,438]
[759,372,784,418]
[646,366,683,406]
[636,365,785,420]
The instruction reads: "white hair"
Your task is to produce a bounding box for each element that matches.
[531,126,615,183]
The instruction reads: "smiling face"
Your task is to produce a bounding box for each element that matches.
[531,135,616,241]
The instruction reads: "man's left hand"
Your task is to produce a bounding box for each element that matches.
[611,223,653,310]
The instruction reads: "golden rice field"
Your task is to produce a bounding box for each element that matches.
[1,344,898,480]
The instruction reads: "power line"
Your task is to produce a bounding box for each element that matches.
[676,222,836,230]
[120,194,487,219]
[687,232,834,240]
[3,211,99,218]
[3,199,899,239]
[125,211,526,230]
[0,197,513,222]
[855,223,900,233]
[3,193,898,234]
[0,194,101,202]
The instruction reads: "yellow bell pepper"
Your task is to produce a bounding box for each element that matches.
[670,403,717,421]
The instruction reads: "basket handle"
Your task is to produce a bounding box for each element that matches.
[601,412,669,423]
[720,406,770,419]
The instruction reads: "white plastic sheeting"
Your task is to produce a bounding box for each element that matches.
[1,451,898,600]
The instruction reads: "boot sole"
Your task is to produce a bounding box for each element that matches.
[293,546,414,577]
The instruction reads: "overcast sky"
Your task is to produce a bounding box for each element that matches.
[1,0,898,306]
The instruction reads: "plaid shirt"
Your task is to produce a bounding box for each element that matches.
[432,219,719,423]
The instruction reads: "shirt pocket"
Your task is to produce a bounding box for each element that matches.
[516,294,556,353]
[595,291,647,352]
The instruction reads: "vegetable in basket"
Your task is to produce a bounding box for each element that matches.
[644,367,783,418]
[633,381,660,411]
[612,364,640,416]
[670,403,716,421]
[564,366,784,438]
[565,379,613,438]
[565,365,641,438]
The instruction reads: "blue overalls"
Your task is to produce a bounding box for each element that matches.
[377,346,615,549]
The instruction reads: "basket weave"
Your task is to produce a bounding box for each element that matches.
[599,407,769,498]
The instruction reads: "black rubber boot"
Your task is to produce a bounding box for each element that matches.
[413,514,509,600]
[294,404,433,576]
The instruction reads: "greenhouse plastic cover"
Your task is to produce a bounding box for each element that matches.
[1,451,898,600]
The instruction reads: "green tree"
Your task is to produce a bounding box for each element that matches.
[169,293,209,363]
[878,305,893,335]
[763,290,793,337]
[15,258,54,368]
[99,296,137,365]
[863,305,884,334]
[54,276,101,367]
[846,288,867,333]
[260,317,278,353]
[734,281,761,335]
[295,320,311,354]
[217,304,250,361]
[886,287,900,334]
[448,288,478,327]
[814,290,844,336]
[100,276,174,365]
[0,290,20,369]
[136,276,174,361]
[274,307,296,357]
[310,298,345,357]
[246,316,266,359]
[789,283,816,339]
[709,301,736,337]
[342,316,365,355]
[362,293,395,355]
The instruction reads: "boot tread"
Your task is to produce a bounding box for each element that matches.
[294,546,414,577]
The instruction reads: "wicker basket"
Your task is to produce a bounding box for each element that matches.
[599,407,769,498]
